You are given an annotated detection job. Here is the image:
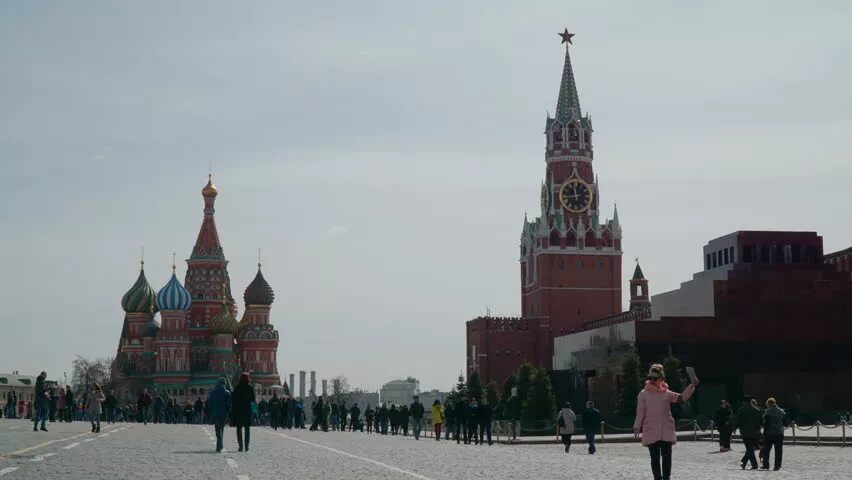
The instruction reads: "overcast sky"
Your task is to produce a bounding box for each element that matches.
[2,1,850,392]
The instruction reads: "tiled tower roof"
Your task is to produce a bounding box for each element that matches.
[554,29,582,124]
[191,175,225,260]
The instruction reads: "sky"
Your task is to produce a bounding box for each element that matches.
[1,1,851,392]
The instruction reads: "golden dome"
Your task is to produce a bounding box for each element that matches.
[202,174,218,197]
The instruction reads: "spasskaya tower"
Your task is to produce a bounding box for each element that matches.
[520,29,623,335]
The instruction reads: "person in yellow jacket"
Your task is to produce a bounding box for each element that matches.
[431,399,444,441]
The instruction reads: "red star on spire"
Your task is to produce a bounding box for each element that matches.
[559,28,575,45]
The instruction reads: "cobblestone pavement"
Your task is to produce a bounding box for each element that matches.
[1,419,851,479]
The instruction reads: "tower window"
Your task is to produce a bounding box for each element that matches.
[712,252,717,268]
[706,254,711,270]
[723,248,729,264]
[637,285,643,296]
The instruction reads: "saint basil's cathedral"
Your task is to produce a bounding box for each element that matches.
[114,176,281,399]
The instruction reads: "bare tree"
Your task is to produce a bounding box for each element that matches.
[331,375,350,403]
[71,356,114,396]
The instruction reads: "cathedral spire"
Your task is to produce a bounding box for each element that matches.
[191,174,225,260]
[555,28,582,124]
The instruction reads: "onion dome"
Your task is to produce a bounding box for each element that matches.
[202,174,218,198]
[142,315,161,337]
[209,302,238,335]
[244,264,275,306]
[121,262,157,314]
[157,267,192,311]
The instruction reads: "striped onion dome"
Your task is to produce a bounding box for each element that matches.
[121,263,157,314]
[157,270,192,311]
[243,265,274,306]
[209,302,238,335]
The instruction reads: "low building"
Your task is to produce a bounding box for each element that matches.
[347,389,380,410]
[553,231,852,417]
[0,373,37,407]
[380,378,419,406]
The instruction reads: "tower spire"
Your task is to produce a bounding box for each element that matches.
[191,175,225,260]
[555,28,582,124]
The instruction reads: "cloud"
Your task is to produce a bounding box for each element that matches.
[327,225,350,235]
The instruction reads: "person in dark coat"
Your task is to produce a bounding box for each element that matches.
[466,399,479,445]
[232,373,256,451]
[350,403,361,432]
[268,392,282,430]
[137,388,153,425]
[761,397,787,470]
[453,397,467,443]
[153,396,165,424]
[32,371,48,432]
[103,390,117,424]
[733,395,763,470]
[443,401,454,440]
[208,378,232,452]
[379,404,389,435]
[64,386,75,422]
[410,396,425,440]
[478,398,493,446]
[339,401,347,432]
[400,405,410,436]
[713,400,733,452]
[582,401,602,454]
[365,405,375,433]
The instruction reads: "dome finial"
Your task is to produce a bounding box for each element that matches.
[171,251,176,272]
[202,173,218,197]
[258,247,262,269]
[140,245,145,269]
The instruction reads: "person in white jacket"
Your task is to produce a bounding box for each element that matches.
[557,402,577,453]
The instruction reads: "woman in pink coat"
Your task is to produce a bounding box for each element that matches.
[633,364,698,480]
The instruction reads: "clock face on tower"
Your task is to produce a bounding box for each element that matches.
[559,178,593,213]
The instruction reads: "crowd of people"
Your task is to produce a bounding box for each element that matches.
[5,367,795,477]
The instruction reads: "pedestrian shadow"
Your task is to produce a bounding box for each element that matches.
[171,450,221,454]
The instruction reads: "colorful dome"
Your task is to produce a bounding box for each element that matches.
[243,265,275,306]
[157,270,192,311]
[202,174,218,198]
[121,263,157,314]
[209,303,238,335]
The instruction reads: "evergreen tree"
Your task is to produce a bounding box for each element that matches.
[502,375,517,400]
[454,373,468,400]
[485,381,499,407]
[466,371,483,401]
[516,363,534,405]
[521,368,556,422]
[662,355,685,393]
[617,349,642,416]
[282,382,291,396]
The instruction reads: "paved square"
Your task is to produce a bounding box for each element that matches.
[1,420,851,479]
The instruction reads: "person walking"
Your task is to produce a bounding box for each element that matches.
[349,403,361,432]
[733,395,763,470]
[466,399,479,445]
[453,397,467,443]
[557,402,576,452]
[379,403,390,435]
[87,384,105,433]
[64,386,75,422]
[269,392,282,430]
[713,400,733,452]
[582,401,601,454]
[431,399,444,441]
[154,395,165,424]
[365,405,375,433]
[56,389,66,424]
[137,389,153,425]
[760,397,786,470]
[208,378,232,452]
[410,396,425,440]
[49,388,58,423]
[339,401,348,432]
[103,390,117,424]
[232,373,256,451]
[400,404,411,436]
[32,371,49,432]
[330,402,340,431]
[633,363,699,480]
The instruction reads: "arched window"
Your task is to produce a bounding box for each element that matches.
[566,231,577,247]
[584,231,596,249]
[602,230,612,247]
[584,131,590,145]
[568,124,579,141]
[549,229,561,248]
